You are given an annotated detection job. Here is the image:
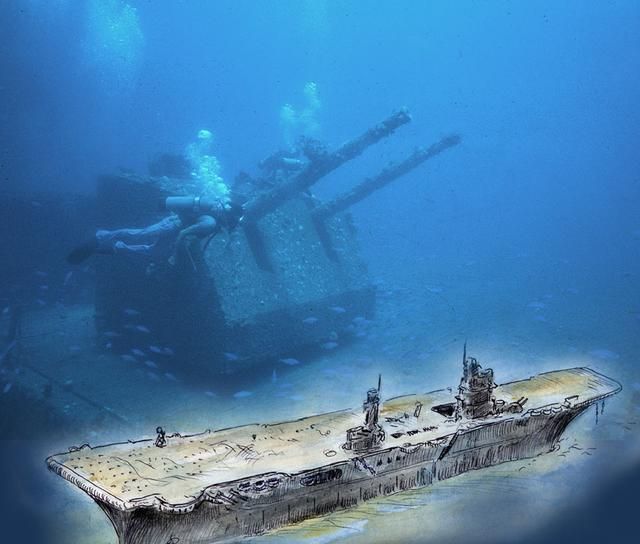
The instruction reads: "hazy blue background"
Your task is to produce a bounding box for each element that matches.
[1,1,639,543]
[2,0,639,292]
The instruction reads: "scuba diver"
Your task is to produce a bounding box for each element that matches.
[67,196,244,265]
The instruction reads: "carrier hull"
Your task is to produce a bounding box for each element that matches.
[87,406,582,543]
[47,367,621,544]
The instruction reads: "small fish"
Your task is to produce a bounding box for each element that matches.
[69,345,81,353]
[39,284,49,291]
[123,308,140,316]
[302,316,319,325]
[2,306,8,315]
[105,342,112,349]
[31,200,42,208]
[35,270,48,278]
[147,372,160,381]
[271,369,278,383]
[36,299,46,306]
[103,331,121,338]
[204,390,216,397]
[321,341,338,350]
[2,382,12,394]
[121,354,137,363]
[136,325,151,334]
[164,372,178,382]
[289,394,304,401]
[527,301,546,310]
[0,340,16,364]
[144,360,158,369]
[149,345,164,354]
[352,316,368,325]
[163,347,175,356]
[233,390,253,399]
[279,358,301,366]
[131,348,145,357]
[329,306,346,314]
[426,286,443,294]
[224,352,240,361]
[63,271,73,286]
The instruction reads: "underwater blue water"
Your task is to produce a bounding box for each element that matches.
[2,1,638,284]
[1,1,639,543]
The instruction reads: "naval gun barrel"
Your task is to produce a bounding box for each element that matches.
[313,134,461,220]
[243,109,412,222]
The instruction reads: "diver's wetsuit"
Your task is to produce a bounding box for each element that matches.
[67,196,242,265]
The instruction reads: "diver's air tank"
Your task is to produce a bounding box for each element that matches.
[164,196,223,215]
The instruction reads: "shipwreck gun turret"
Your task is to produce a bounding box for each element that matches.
[241,110,461,262]
[94,109,461,375]
[312,133,461,221]
[242,109,412,222]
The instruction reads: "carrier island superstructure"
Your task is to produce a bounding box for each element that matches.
[47,349,621,544]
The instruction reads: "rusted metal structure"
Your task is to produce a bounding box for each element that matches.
[94,110,460,375]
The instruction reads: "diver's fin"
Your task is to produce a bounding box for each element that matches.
[66,238,98,264]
